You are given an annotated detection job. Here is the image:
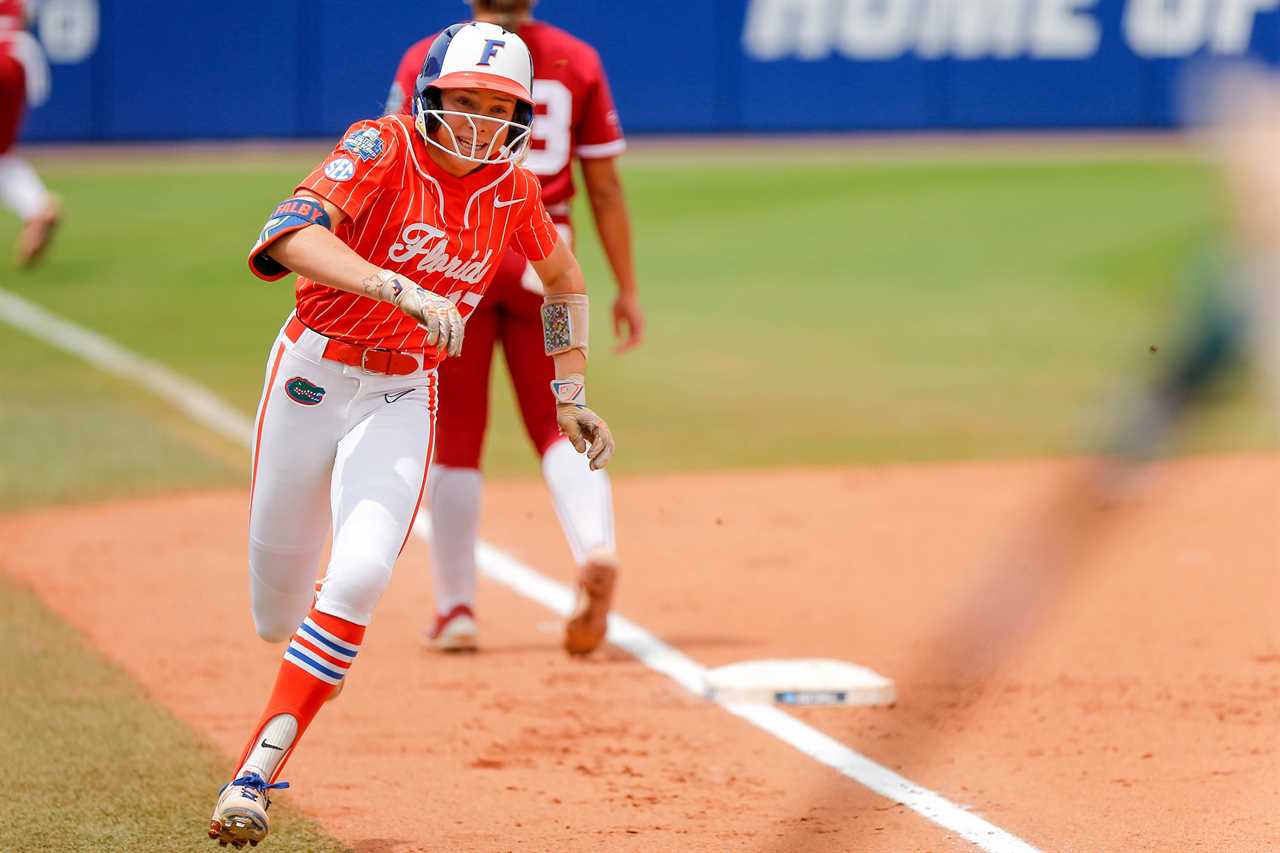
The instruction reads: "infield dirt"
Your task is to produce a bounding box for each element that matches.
[2,457,1276,852]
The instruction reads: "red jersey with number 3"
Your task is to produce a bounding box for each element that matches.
[388,20,625,216]
[258,113,560,354]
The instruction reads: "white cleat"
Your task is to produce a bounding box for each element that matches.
[207,772,287,848]
[426,604,478,653]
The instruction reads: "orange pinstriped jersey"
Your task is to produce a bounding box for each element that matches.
[279,113,559,353]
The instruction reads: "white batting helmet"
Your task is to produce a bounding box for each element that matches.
[413,21,535,165]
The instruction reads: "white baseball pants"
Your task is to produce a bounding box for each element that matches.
[247,317,437,640]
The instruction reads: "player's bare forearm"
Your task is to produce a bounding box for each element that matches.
[533,239,587,298]
[551,348,588,380]
[581,157,644,352]
[270,226,383,297]
[581,158,637,298]
[267,192,386,298]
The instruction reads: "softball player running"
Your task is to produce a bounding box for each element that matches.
[208,22,613,848]
[388,0,643,657]
[0,0,58,266]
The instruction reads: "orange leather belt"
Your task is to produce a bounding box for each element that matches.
[285,316,424,376]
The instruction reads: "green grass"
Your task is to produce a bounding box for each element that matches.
[0,323,243,512]
[0,152,1274,504]
[0,573,351,853]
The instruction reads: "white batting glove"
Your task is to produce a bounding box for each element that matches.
[366,270,464,357]
[397,286,465,357]
[551,375,614,470]
[557,405,614,470]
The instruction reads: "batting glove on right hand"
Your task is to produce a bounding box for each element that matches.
[556,403,614,470]
[397,286,464,357]
[369,270,464,357]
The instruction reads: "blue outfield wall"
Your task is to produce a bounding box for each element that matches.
[17,0,1280,141]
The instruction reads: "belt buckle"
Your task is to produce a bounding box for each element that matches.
[360,346,394,375]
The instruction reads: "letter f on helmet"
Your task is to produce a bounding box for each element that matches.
[478,39,506,65]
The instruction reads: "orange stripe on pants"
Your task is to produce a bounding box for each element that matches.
[249,342,287,508]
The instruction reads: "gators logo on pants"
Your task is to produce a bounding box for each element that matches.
[285,377,326,406]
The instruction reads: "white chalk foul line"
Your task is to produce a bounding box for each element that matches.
[461,523,1041,853]
[0,290,255,446]
[0,287,1043,853]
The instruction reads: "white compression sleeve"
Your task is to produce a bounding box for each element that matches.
[542,438,615,566]
[237,714,298,782]
[426,465,483,614]
[0,155,50,221]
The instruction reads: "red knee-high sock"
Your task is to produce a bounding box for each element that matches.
[232,608,365,782]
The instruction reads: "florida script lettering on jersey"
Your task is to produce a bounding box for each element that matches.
[387,222,493,284]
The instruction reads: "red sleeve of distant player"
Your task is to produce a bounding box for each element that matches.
[296,118,401,223]
[512,172,560,261]
[389,36,433,117]
[575,47,625,155]
[0,0,24,37]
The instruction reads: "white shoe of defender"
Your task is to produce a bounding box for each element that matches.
[208,772,288,848]
[426,604,478,653]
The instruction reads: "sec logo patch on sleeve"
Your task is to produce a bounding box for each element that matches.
[324,158,357,182]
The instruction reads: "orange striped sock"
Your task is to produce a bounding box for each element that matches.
[232,609,365,782]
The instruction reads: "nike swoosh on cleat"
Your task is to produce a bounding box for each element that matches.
[384,389,413,404]
[493,197,526,208]
[260,740,284,750]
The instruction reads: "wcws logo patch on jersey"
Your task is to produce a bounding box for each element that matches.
[342,128,385,162]
[388,223,494,284]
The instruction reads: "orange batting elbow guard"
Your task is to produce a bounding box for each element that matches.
[541,293,589,357]
[248,196,333,281]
